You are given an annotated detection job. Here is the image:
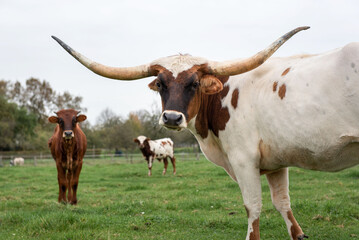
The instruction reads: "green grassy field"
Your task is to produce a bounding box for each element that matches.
[0,157,358,240]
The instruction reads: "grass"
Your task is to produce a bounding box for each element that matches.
[0,157,358,240]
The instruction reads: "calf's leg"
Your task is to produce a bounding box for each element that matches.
[170,156,176,175]
[147,156,153,176]
[163,157,168,175]
[266,168,308,240]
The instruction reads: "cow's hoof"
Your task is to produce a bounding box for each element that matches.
[297,234,309,240]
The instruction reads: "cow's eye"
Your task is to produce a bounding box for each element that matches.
[59,118,64,126]
[72,118,76,126]
[156,81,161,88]
[192,81,200,89]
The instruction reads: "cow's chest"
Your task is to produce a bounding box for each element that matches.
[191,129,237,181]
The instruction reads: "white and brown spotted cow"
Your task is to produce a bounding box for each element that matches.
[134,135,176,176]
[53,26,359,239]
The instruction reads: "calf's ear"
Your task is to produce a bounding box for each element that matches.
[76,114,87,122]
[200,75,223,94]
[134,138,140,143]
[48,116,58,124]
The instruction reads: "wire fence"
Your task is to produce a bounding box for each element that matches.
[0,152,204,167]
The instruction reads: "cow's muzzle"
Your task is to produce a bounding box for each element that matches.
[63,130,74,140]
[159,110,187,130]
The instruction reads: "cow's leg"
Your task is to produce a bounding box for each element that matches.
[66,154,74,203]
[69,161,83,205]
[229,153,262,240]
[56,163,67,203]
[66,168,73,203]
[163,157,168,175]
[170,156,176,175]
[147,156,153,176]
[266,168,308,240]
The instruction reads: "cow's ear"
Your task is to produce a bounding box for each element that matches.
[134,138,140,143]
[146,137,151,141]
[48,116,59,124]
[76,114,87,122]
[148,79,158,92]
[200,75,223,95]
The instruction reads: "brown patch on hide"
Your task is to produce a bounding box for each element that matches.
[249,218,260,240]
[161,141,167,146]
[231,88,239,109]
[195,76,230,138]
[278,84,286,99]
[138,140,154,161]
[281,67,291,76]
[273,82,278,92]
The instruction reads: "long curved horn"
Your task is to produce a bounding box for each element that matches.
[208,26,310,76]
[51,36,153,80]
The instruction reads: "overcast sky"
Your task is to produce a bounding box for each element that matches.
[1,0,359,124]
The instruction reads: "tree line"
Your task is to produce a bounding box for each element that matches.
[0,78,196,152]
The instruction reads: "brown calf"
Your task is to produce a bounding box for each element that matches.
[48,109,87,205]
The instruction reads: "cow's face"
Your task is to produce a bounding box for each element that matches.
[148,56,223,131]
[48,109,86,141]
[134,136,150,149]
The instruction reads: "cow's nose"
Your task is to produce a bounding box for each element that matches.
[162,112,183,126]
[64,131,73,139]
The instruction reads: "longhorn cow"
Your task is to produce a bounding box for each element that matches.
[52,27,359,239]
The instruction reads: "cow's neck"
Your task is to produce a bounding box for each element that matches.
[194,76,230,139]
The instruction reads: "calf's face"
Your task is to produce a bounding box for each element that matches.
[148,63,223,131]
[134,136,150,149]
[48,109,86,141]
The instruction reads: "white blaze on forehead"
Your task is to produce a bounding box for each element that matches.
[150,54,208,77]
[136,135,147,144]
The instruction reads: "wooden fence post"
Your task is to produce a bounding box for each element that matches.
[34,156,37,166]
[0,156,3,167]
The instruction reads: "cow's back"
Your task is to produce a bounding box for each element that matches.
[221,43,359,171]
[150,138,174,157]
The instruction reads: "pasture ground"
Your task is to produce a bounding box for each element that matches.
[0,157,358,240]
